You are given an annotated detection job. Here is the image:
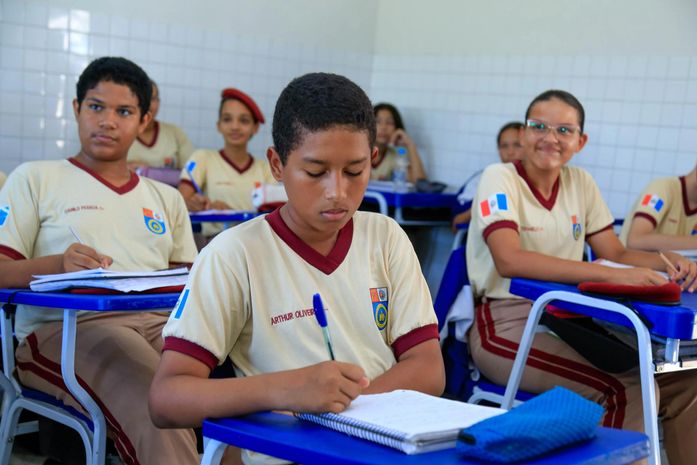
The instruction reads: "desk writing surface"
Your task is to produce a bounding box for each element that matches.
[509,279,697,340]
[363,190,457,209]
[203,412,648,465]
[0,289,180,311]
[189,211,258,223]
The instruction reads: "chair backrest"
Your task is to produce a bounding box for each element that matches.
[434,246,468,331]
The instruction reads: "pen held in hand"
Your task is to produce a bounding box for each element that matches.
[313,293,335,361]
[658,251,679,278]
[185,160,203,195]
[68,226,84,245]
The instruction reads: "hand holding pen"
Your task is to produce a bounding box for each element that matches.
[659,251,697,292]
[63,226,112,271]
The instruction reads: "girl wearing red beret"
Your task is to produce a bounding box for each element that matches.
[179,88,275,235]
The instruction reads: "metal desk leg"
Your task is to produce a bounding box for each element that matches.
[501,291,660,465]
[664,338,680,364]
[362,191,388,216]
[201,438,226,465]
[62,309,107,465]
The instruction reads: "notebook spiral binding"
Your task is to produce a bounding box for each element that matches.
[295,412,410,452]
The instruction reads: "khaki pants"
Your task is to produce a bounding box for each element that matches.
[16,311,199,465]
[469,299,697,465]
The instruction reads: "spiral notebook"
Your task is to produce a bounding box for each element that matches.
[295,390,505,454]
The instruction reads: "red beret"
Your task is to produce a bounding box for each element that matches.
[220,88,265,124]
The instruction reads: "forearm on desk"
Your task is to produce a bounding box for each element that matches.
[363,339,444,396]
[0,254,64,288]
[627,232,697,252]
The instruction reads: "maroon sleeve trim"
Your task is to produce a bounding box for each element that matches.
[392,323,439,359]
[0,245,26,260]
[162,337,218,371]
[482,220,518,242]
[586,223,613,238]
[632,212,658,228]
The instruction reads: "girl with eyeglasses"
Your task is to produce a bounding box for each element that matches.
[466,89,697,465]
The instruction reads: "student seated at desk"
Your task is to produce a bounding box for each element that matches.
[0,57,199,465]
[619,163,697,251]
[150,73,445,465]
[372,102,427,182]
[452,121,524,230]
[127,79,194,169]
[179,88,276,237]
[466,89,697,465]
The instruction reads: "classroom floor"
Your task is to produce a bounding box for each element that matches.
[9,443,124,465]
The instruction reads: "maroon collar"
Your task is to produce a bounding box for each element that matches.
[137,121,159,148]
[680,176,697,216]
[219,150,254,174]
[264,209,353,275]
[68,157,139,195]
[514,160,560,211]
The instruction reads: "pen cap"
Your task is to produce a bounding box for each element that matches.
[313,293,328,327]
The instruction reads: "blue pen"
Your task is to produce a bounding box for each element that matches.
[185,160,203,195]
[312,293,335,360]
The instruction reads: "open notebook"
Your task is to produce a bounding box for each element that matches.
[30,267,188,293]
[295,390,504,454]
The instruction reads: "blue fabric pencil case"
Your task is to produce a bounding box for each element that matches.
[456,386,603,463]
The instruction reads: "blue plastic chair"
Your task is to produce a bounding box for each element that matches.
[0,303,105,465]
[434,246,534,406]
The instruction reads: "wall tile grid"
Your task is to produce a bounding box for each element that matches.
[371,54,697,218]
[0,0,373,176]
[2,1,697,218]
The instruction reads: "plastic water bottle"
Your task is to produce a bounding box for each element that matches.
[393,146,409,193]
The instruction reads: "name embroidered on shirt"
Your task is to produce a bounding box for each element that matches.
[521,226,543,232]
[64,205,104,214]
[270,308,315,326]
[641,194,664,212]
[480,193,508,218]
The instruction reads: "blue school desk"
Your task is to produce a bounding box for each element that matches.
[0,289,181,465]
[200,412,648,465]
[189,210,259,224]
[363,188,456,226]
[506,278,697,465]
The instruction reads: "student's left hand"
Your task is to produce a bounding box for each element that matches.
[669,254,697,292]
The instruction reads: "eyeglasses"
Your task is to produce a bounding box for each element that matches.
[525,119,581,140]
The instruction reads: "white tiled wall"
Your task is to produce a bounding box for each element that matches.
[0,0,373,175]
[2,0,697,219]
[371,54,697,218]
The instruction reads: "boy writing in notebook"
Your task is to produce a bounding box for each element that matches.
[150,73,445,463]
[0,57,199,464]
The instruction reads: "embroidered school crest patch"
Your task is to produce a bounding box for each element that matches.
[571,215,582,241]
[370,287,388,331]
[480,193,508,218]
[143,208,166,235]
[0,206,9,228]
[641,194,664,212]
[692,225,697,236]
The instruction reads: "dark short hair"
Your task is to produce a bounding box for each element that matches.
[525,90,585,133]
[76,57,151,120]
[497,121,524,145]
[272,73,376,164]
[373,102,405,130]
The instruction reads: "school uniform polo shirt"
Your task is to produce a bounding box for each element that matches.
[162,209,439,380]
[467,161,614,300]
[370,147,399,181]
[127,121,194,169]
[619,176,697,244]
[0,158,198,341]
